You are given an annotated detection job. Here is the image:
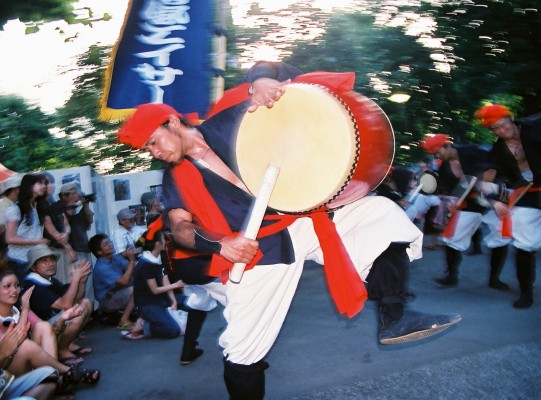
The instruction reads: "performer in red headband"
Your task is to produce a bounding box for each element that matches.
[420,133,451,155]
[474,104,513,128]
[119,61,461,399]
[476,104,541,308]
[421,134,492,288]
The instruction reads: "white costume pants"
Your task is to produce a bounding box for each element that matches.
[219,196,423,365]
[482,210,512,249]
[442,211,483,252]
[482,207,541,251]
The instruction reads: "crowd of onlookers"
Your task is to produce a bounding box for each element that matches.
[0,172,187,400]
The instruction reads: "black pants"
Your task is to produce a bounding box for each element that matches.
[365,242,411,320]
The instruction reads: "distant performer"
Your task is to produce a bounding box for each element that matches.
[476,105,541,308]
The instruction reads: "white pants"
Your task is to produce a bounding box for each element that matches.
[482,210,512,249]
[482,207,541,251]
[442,211,483,252]
[219,196,423,365]
[511,207,541,251]
[184,280,224,311]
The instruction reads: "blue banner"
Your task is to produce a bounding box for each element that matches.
[100,0,216,121]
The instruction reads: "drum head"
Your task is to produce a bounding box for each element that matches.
[419,172,437,194]
[236,84,358,213]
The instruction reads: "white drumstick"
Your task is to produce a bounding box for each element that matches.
[408,183,423,203]
[509,182,533,208]
[229,164,280,284]
[448,176,478,217]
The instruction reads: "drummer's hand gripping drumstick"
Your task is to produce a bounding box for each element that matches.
[229,164,280,284]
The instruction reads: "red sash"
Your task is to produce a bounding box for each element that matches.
[168,71,368,318]
[170,159,367,318]
[500,184,540,238]
[440,201,466,238]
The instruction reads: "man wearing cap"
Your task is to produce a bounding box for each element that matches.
[0,174,23,257]
[476,105,541,308]
[112,208,146,260]
[52,181,95,301]
[118,61,461,398]
[22,244,93,363]
[45,182,82,284]
[421,134,491,288]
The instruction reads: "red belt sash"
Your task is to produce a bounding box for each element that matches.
[500,185,540,238]
[170,160,367,318]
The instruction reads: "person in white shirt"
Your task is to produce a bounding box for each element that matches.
[111,208,146,260]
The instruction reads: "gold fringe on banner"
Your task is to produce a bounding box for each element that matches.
[99,0,136,123]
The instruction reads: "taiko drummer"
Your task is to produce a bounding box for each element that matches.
[118,61,462,400]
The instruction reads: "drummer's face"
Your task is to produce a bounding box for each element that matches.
[488,117,517,140]
[434,144,451,161]
[145,122,185,164]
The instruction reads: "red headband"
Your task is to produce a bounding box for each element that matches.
[118,103,182,149]
[474,105,513,128]
[421,134,451,154]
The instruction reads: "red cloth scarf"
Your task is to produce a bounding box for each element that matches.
[170,71,369,318]
[170,159,367,318]
[440,205,463,238]
[500,184,539,238]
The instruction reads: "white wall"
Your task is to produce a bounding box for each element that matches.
[99,169,164,237]
[45,166,164,240]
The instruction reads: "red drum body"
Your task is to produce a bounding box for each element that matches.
[235,83,394,213]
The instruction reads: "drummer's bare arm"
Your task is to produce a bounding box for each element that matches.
[483,169,497,183]
[247,78,291,113]
[168,208,259,264]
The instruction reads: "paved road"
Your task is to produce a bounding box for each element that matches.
[74,247,541,400]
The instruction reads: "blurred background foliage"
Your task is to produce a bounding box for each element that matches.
[0,0,539,174]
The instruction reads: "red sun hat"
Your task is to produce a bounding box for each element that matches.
[420,134,451,154]
[474,104,513,128]
[118,103,182,149]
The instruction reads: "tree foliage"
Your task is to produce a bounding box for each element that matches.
[2,0,540,173]
[417,0,541,142]
[54,45,165,175]
[1,0,112,34]
[285,11,437,164]
[233,0,540,165]
[0,95,91,172]
[1,0,75,27]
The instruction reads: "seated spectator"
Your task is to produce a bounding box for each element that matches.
[111,208,146,260]
[0,267,84,365]
[0,321,100,396]
[89,234,136,330]
[0,321,58,400]
[0,367,57,400]
[21,245,93,366]
[140,191,163,224]
[130,227,185,340]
